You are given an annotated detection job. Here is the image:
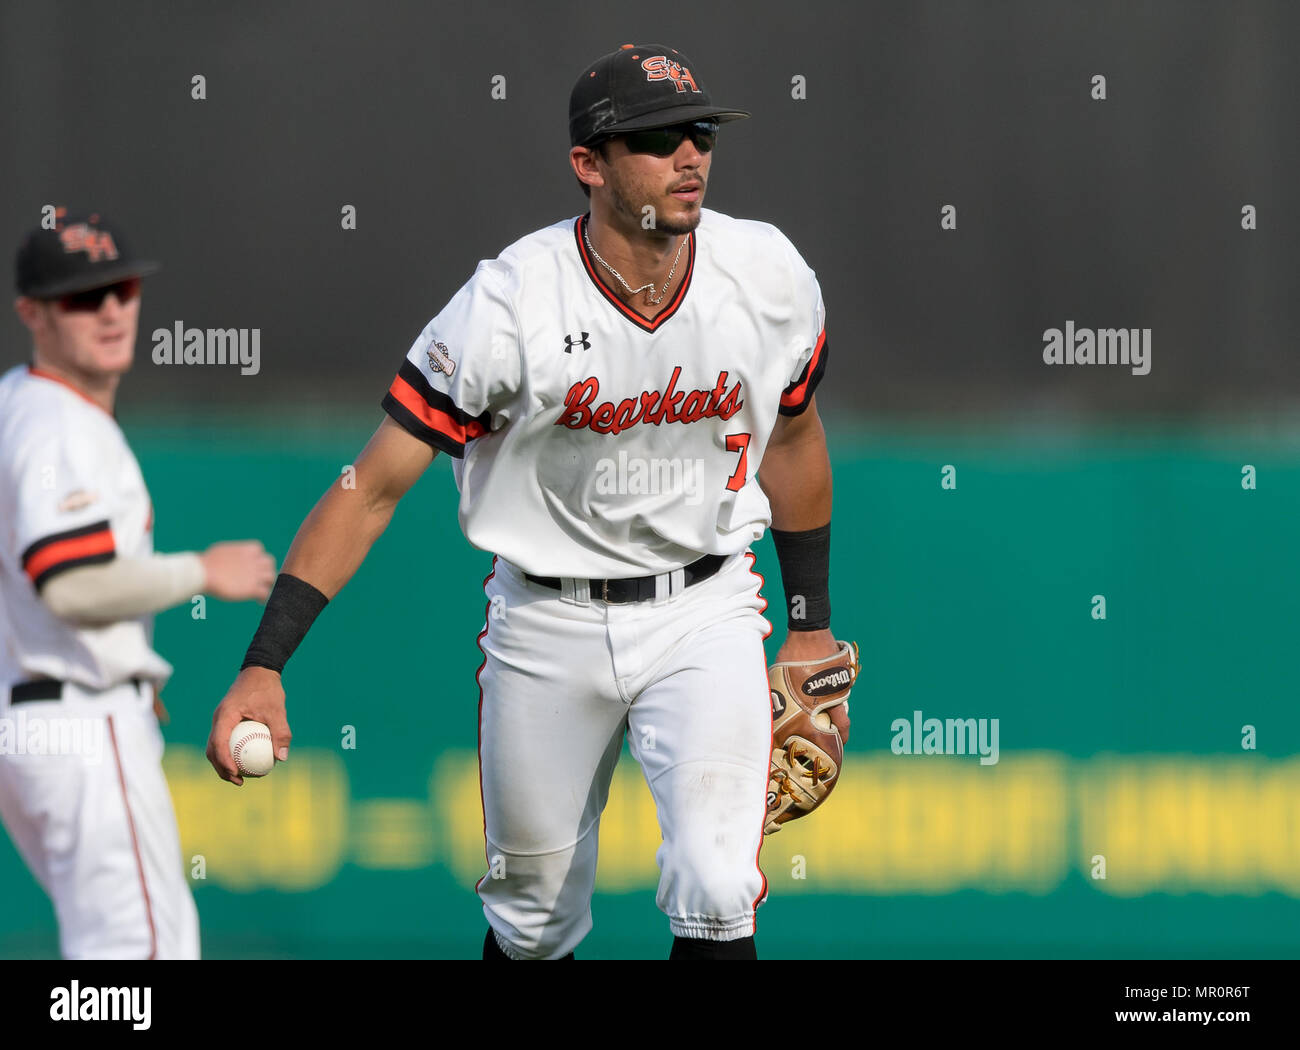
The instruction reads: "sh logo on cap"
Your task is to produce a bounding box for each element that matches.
[59,222,119,263]
[641,56,700,93]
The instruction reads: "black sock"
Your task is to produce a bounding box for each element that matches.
[482,927,575,960]
[669,935,757,960]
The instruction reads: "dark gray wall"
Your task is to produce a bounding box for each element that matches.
[2,0,1296,418]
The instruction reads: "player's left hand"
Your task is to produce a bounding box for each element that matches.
[774,628,849,742]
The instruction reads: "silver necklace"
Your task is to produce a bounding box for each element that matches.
[584,222,687,306]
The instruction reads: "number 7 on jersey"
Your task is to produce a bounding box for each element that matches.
[725,433,751,492]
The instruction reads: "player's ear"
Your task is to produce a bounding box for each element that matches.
[570,143,606,194]
[13,296,45,331]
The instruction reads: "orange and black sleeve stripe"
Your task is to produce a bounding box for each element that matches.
[779,331,829,417]
[21,520,116,591]
[382,360,490,458]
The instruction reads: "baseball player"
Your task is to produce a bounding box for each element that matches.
[206,43,849,960]
[0,210,276,959]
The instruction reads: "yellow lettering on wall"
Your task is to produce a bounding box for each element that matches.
[166,745,348,891]
[351,800,435,869]
[766,753,1069,893]
[164,747,1300,898]
[1076,757,1300,896]
[593,766,661,891]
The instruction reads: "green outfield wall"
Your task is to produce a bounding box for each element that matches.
[2,414,1298,959]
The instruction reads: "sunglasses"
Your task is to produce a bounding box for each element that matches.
[56,277,141,312]
[614,121,719,157]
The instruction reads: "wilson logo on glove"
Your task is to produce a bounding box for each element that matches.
[803,668,853,696]
[765,639,860,835]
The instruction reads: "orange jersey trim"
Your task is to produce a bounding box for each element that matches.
[23,527,115,585]
[387,373,487,445]
[27,365,114,416]
[780,329,827,409]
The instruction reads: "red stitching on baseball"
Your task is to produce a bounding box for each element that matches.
[233,730,272,773]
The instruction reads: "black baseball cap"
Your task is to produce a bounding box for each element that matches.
[569,44,749,148]
[14,208,159,298]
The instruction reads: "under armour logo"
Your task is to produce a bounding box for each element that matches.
[563,332,590,353]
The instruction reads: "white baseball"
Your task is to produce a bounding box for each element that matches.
[229,720,275,777]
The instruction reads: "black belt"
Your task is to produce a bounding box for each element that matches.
[525,554,727,605]
[9,677,146,704]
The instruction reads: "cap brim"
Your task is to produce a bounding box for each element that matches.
[592,104,750,141]
[23,260,160,298]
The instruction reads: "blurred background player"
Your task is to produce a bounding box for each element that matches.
[0,209,275,959]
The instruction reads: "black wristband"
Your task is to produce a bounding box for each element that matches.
[240,573,330,673]
[770,523,831,631]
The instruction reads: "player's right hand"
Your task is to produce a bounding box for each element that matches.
[201,540,276,602]
[206,666,290,786]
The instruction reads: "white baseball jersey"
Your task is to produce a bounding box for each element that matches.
[382,208,828,578]
[0,364,172,690]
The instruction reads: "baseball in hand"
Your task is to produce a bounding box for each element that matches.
[229,720,275,777]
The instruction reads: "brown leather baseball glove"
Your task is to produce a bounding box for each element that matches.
[764,639,860,835]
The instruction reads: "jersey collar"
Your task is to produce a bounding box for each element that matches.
[27,365,117,418]
[574,214,694,334]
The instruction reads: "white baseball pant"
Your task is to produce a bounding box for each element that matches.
[475,549,773,959]
[0,678,199,959]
